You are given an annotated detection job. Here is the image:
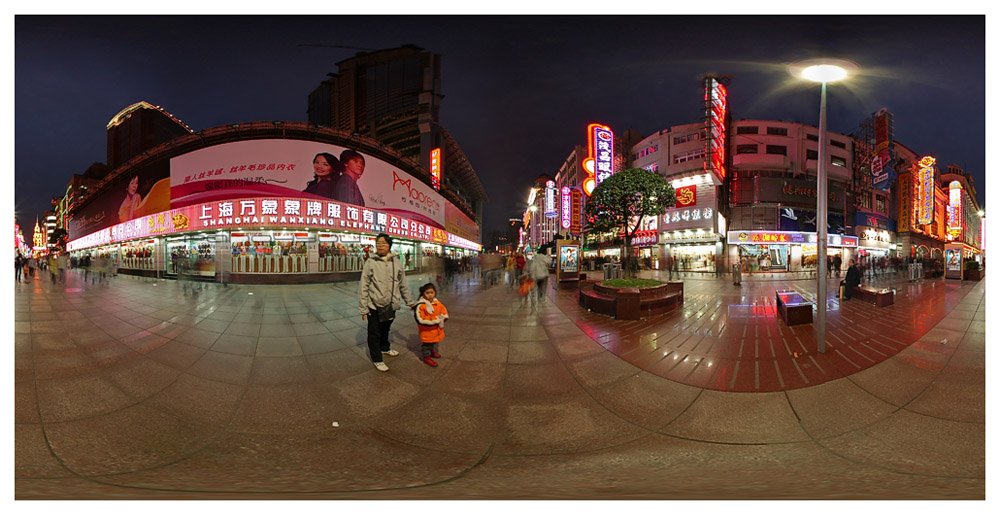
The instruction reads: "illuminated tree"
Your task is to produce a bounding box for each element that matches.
[584,168,674,278]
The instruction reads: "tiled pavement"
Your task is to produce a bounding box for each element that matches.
[12,268,985,499]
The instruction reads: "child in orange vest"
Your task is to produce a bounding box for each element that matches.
[414,283,449,367]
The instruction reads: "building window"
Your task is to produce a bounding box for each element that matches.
[831,156,847,167]
[875,194,886,213]
[766,126,788,136]
[643,162,659,173]
[636,144,660,158]
[861,193,872,209]
[765,145,787,155]
[736,144,758,154]
[736,126,758,135]
[672,133,703,145]
[806,133,819,141]
[830,139,846,149]
[673,149,706,164]
[806,149,818,160]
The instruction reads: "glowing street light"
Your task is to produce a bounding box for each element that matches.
[790,57,859,354]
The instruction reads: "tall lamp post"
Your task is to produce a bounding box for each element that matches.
[789,58,859,354]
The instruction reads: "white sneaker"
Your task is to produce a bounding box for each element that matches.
[374,362,389,372]
[382,349,400,357]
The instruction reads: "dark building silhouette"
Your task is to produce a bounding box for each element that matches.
[106,101,192,169]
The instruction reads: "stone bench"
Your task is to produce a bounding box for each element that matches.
[776,291,813,326]
[852,286,894,307]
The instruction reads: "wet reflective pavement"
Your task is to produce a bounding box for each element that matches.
[13,269,985,499]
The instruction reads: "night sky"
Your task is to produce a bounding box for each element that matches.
[14,15,986,244]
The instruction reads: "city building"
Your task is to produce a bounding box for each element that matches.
[725,119,859,274]
[307,44,487,224]
[106,101,193,169]
[52,162,110,238]
[43,210,56,250]
[522,175,558,250]
[940,164,983,262]
[66,120,483,284]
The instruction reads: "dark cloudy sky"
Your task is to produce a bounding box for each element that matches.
[14,15,985,241]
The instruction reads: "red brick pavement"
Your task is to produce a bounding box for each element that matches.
[548,272,977,392]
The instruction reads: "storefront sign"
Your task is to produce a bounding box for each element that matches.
[751,178,845,209]
[663,208,713,226]
[631,230,658,247]
[69,196,482,252]
[917,156,935,225]
[675,185,697,208]
[704,77,727,183]
[570,189,582,234]
[872,108,896,191]
[593,126,615,186]
[429,147,441,191]
[544,180,557,218]
[560,187,572,229]
[855,212,897,232]
[727,230,857,247]
[948,180,963,239]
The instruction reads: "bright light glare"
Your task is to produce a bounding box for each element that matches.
[802,64,848,83]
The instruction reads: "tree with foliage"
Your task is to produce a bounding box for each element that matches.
[584,168,675,278]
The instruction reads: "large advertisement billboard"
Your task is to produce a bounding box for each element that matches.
[68,161,171,241]
[170,139,450,231]
[916,156,935,226]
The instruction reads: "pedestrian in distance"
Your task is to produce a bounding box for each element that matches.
[841,259,862,301]
[15,254,23,282]
[832,254,842,278]
[413,283,449,367]
[527,248,552,303]
[359,233,416,372]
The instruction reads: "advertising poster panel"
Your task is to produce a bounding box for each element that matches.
[68,161,171,241]
[444,202,481,243]
[170,139,449,230]
[556,239,580,282]
[872,109,895,191]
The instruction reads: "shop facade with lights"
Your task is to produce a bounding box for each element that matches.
[65,122,483,284]
[727,231,858,273]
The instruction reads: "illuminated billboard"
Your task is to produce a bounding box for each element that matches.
[430,148,442,191]
[704,77,728,184]
[581,123,613,195]
[872,108,896,190]
[170,139,456,234]
[68,196,482,253]
[916,156,935,225]
[948,180,963,239]
[570,189,582,234]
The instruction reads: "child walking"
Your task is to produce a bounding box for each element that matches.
[414,283,449,367]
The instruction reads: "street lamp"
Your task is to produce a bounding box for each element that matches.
[790,57,860,354]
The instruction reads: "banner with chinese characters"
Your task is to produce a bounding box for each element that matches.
[68,161,171,241]
[727,230,857,247]
[170,139,449,229]
[570,189,582,234]
[917,156,936,226]
[872,109,895,191]
[68,196,481,253]
[631,230,659,247]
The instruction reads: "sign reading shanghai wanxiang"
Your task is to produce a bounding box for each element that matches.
[67,196,482,252]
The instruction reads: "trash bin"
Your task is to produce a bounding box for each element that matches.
[603,263,621,280]
[732,264,742,285]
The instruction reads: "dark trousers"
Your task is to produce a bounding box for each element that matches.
[366,309,394,362]
[535,278,547,300]
[842,281,858,300]
[421,342,439,358]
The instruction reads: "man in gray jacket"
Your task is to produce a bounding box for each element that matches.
[359,233,415,371]
[527,249,552,302]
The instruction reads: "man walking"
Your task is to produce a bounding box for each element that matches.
[527,249,552,303]
[841,259,861,301]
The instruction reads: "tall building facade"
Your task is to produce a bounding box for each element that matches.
[307,45,486,224]
[106,101,193,169]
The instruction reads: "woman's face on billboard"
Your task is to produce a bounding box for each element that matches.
[314,155,334,177]
[127,176,139,195]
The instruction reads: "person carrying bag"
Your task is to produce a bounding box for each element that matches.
[359,233,416,372]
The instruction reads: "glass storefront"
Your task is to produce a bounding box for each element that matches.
[120,240,156,270]
[668,244,718,272]
[166,235,216,277]
[230,234,311,274]
[738,244,788,272]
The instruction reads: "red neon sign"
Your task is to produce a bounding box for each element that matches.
[704,78,728,182]
[429,148,441,191]
[582,123,612,196]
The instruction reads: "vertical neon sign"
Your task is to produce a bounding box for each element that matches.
[544,180,557,218]
[582,123,613,196]
[560,187,571,229]
[916,156,935,225]
[430,148,441,191]
[948,180,962,240]
[704,77,728,183]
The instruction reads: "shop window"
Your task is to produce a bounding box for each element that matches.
[736,126,758,135]
[766,126,788,136]
[766,145,787,155]
[736,144,758,154]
